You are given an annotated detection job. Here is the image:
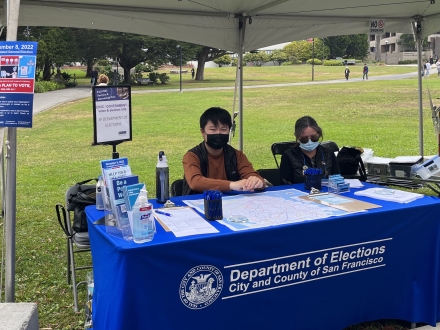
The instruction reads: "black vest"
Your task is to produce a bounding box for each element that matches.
[182,142,239,195]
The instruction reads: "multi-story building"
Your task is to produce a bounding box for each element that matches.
[369,32,436,64]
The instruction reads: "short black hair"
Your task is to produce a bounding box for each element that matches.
[200,107,232,129]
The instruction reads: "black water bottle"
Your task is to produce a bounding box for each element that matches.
[156,151,170,203]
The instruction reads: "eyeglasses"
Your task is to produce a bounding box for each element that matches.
[298,135,320,144]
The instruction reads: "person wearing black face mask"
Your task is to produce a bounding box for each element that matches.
[182,107,265,195]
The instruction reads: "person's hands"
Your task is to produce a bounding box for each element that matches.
[230,176,264,192]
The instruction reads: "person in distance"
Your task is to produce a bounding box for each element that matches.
[279,116,340,184]
[182,107,265,195]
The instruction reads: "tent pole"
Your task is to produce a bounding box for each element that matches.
[4,0,20,303]
[238,17,246,151]
[414,19,424,158]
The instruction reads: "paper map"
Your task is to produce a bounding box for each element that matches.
[183,188,349,231]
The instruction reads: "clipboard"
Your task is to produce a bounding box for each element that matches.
[299,193,381,212]
[154,206,202,232]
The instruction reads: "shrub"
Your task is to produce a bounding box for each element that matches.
[148,72,160,84]
[398,59,418,64]
[34,81,64,93]
[135,63,152,73]
[231,58,246,67]
[64,81,77,88]
[97,59,111,66]
[323,60,343,66]
[306,58,322,65]
[158,73,169,84]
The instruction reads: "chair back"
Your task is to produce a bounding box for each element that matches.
[171,179,184,197]
[271,141,296,168]
[321,140,339,153]
[257,168,281,186]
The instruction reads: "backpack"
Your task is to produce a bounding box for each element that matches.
[67,179,97,232]
[336,147,367,181]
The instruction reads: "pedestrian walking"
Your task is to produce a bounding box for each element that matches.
[344,67,350,80]
[191,67,195,79]
[430,55,434,65]
[426,61,431,77]
[436,60,440,76]
[363,64,369,80]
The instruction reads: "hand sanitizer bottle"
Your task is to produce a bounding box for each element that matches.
[156,151,170,204]
[96,176,105,210]
[132,190,155,243]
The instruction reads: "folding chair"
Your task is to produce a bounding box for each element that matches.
[55,185,93,312]
[271,141,296,168]
[257,168,281,186]
[321,140,339,153]
[171,179,184,197]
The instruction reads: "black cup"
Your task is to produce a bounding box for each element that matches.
[204,199,223,220]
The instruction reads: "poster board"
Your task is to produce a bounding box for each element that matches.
[0,41,38,128]
[92,85,132,145]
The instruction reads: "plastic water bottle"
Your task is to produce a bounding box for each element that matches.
[96,176,105,210]
[156,151,169,204]
[132,190,155,243]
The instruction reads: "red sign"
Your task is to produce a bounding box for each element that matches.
[0,79,34,93]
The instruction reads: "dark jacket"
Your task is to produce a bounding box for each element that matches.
[279,143,340,184]
[182,142,239,195]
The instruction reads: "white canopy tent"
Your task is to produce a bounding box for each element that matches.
[1,0,440,303]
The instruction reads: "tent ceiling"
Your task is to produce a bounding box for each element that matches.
[1,0,439,51]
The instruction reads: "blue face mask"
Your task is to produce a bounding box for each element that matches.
[299,139,320,152]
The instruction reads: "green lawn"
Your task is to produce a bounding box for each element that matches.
[7,69,440,329]
[64,63,418,90]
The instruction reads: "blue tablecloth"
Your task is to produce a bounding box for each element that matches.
[86,183,440,330]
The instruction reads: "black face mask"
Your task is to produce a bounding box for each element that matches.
[206,134,229,149]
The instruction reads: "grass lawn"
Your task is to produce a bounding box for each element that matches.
[6,69,440,329]
[65,63,418,90]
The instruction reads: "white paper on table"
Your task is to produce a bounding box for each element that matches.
[354,188,424,203]
[344,179,364,188]
[154,207,219,237]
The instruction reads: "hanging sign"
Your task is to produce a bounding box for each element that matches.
[92,85,132,145]
[370,19,385,34]
[0,41,38,128]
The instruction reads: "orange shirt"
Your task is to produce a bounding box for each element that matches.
[182,148,263,193]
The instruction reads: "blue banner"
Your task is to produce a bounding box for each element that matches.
[0,41,38,128]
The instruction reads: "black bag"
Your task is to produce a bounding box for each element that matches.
[68,179,97,232]
[337,147,367,181]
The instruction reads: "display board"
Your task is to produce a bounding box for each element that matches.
[92,85,132,145]
[0,41,38,128]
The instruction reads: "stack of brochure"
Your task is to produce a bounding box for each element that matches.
[100,157,146,230]
[354,188,424,203]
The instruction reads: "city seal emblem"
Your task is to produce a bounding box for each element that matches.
[179,265,223,309]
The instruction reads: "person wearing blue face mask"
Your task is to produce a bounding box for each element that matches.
[182,107,265,195]
[279,116,340,185]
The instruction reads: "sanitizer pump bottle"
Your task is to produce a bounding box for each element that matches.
[132,190,155,243]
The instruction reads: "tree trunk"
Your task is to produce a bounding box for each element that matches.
[375,34,381,62]
[86,59,94,78]
[123,67,131,83]
[42,58,52,81]
[196,49,209,81]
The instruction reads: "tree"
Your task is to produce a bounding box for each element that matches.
[323,34,369,59]
[213,55,232,67]
[21,27,77,80]
[193,47,229,80]
[70,29,110,77]
[270,49,288,65]
[398,34,429,51]
[283,40,312,62]
[243,52,269,66]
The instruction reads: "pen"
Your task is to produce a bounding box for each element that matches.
[155,210,172,217]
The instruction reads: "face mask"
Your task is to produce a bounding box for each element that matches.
[299,139,319,152]
[206,134,229,149]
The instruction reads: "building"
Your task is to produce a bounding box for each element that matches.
[369,32,437,64]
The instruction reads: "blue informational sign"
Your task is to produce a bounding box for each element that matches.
[0,41,38,128]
